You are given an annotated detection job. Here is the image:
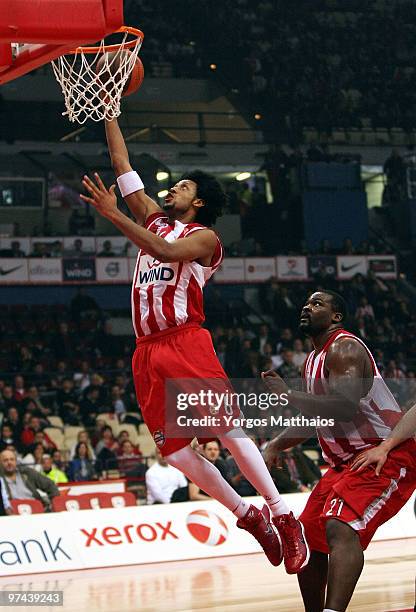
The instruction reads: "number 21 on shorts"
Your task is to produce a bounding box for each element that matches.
[326,497,344,517]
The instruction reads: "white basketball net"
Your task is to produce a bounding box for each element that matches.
[52,30,143,124]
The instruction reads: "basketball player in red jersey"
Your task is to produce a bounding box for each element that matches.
[79,117,309,574]
[263,290,416,612]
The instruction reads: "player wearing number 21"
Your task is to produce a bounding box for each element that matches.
[263,290,416,612]
[80,116,309,575]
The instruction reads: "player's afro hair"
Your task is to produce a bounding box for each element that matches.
[181,170,226,226]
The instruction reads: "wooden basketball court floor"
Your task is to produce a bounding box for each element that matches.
[0,538,413,611]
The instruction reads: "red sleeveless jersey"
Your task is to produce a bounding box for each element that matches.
[303,329,403,467]
[131,212,223,337]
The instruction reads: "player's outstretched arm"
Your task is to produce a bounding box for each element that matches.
[105,118,161,225]
[350,403,416,475]
[80,173,217,264]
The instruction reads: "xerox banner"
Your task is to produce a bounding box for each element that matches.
[0,492,414,575]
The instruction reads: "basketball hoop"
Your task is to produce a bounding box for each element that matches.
[52,26,144,124]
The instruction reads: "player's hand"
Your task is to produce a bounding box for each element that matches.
[80,173,117,218]
[261,369,289,395]
[263,439,282,470]
[349,443,389,476]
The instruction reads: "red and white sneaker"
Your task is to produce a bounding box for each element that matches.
[273,512,310,574]
[237,504,283,567]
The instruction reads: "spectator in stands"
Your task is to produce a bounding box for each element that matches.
[109,385,127,419]
[68,442,97,482]
[252,323,276,354]
[0,478,13,515]
[9,240,25,258]
[146,448,187,504]
[4,406,21,437]
[97,240,116,257]
[80,386,102,426]
[95,426,118,473]
[0,448,59,509]
[20,416,56,451]
[65,238,86,257]
[30,242,50,258]
[21,442,48,472]
[24,385,50,418]
[201,441,229,481]
[49,240,63,258]
[73,360,91,393]
[0,386,16,410]
[117,440,144,479]
[292,338,307,370]
[13,375,26,402]
[0,424,20,453]
[277,348,300,378]
[41,454,68,484]
[263,342,283,369]
[69,430,96,460]
[355,296,375,321]
[51,450,65,471]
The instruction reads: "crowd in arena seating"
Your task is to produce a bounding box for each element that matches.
[125,0,416,136]
[0,268,414,511]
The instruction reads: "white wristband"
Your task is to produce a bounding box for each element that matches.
[117,170,144,197]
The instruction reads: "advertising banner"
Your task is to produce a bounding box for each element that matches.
[337,255,367,279]
[0,258,28,283]
[276,256,308,281]
[62,258,96,282]
[95,258,129,282]
[244,258,276,283]
[308,255,337,279]
[0,492,413,576]
[367,255,397,279]
[28,258,62,283]
[213,258,245,283]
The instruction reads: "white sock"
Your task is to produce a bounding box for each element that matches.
[233,498,250,518]
[166,445,246,515]
[323,609,340,612]
[219,429,290,517]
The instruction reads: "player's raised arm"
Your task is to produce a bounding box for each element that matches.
[105,118,161,225]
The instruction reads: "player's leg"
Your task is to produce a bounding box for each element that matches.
[324,519,364,612]
[218,429,289,515]
[166,444,283,566]
[218,429,309,573]
[297,550,328,612]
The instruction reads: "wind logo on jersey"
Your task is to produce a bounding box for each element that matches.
[136,255,179,287]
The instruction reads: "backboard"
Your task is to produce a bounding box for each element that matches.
[0,0,124,84]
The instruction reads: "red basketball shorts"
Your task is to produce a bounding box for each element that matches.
[300,439,416,553]
[132,323,239,456]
